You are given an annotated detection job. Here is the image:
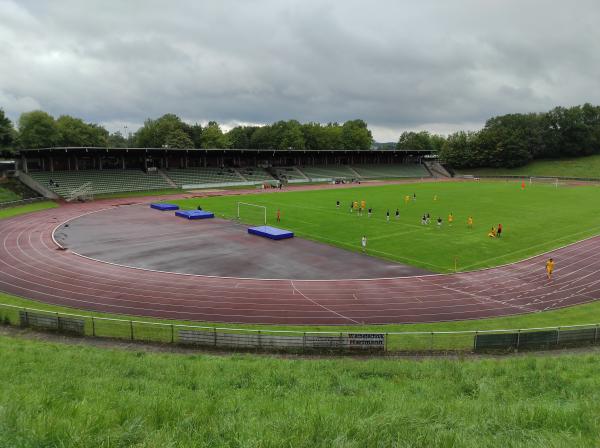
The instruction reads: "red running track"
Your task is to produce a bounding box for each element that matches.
[2,195,600,325]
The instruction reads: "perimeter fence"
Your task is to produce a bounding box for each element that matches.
[2,302,600,354]
[0,197,46,209]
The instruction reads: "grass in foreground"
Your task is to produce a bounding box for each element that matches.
[0,332,599,447]
[0,201,57,219]
[170,181,600,273]
[457,154,600,179]
[0,186,20,203]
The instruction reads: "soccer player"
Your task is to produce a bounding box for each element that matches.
[433,194,438,201]
[448,213,454,226]
[497,223,503,238]
[361,200,366,211]
[546,258,555,280]
[488,226,496,238]
[426,213,431,225]
[467,216,473,229]
[368,207,372,218]
[437,217,442,227]
[413,193,417,202]
[421,214,427,225]
[353,201,359,213]
[404,195,410,205]
[395,209,400,219]
[361,235,367,253]
[276,209,281,222]
[336,200,340,209]
[386,210,390,222]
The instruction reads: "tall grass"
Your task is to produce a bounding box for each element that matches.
[0,333,599,447]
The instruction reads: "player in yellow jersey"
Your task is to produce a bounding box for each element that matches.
[404,195,410,205]
[467,216,473,229]
[546,258,555,280]
[448,213,454,226]
[353,201,359,214]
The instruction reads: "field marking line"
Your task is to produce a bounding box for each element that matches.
[290,281,361,324]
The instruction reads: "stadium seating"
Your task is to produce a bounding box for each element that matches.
[351,164,430,179]
[297,165,357,179]
[164,167,243,187]
[237,167,274,182]
[272,167,307,181]
[29,169,171,198]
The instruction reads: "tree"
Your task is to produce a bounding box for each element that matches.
[341,119,372,150]
[134,113,191,148]
[0,109,16,150]
[279,120,305,150]
[396,131,434,151]
[201,121,230,148]
[18,110,58,148]
[55,115,108,147]
[438,131,478,168]
[107,131,128,148]
[227,126,257,149]
[165,128,194,148]
[187,123,203,148]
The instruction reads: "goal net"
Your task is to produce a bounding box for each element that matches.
[237,202,267,226]
[528,176,561,187]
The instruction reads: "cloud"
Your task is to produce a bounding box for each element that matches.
[1,0,600,140]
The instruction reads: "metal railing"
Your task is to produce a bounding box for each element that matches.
[2,302,600,354]
[0,197,46,209]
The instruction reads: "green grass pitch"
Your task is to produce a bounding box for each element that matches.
[171,180,600,273]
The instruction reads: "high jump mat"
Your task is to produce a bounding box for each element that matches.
[175,210,215,219]
[150,203,179,211]
[248,225,294,240]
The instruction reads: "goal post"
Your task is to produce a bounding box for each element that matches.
[529,176,561,188]
[237,202,267,226]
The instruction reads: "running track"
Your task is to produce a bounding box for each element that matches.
[2,192,600,325]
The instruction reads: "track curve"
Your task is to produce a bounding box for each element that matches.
[2,195,600,325]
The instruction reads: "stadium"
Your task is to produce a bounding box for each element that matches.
[4,1,600,446]
[3,145,600,355]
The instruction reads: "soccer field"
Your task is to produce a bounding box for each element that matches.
[171,181,600,273]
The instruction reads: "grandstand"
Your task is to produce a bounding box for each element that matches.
[164,167,243,187]
[298,165,358,180]
[272,167,308,182]
[351,163,429,179]
[28,169,171,198]
[237,167,274,182]
[17,147,434,198]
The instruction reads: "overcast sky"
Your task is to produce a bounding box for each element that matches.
[1,1,600,141]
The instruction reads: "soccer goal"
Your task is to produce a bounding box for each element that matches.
[528,176,561,188]
[237,202,267,225]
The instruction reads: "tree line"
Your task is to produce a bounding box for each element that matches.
[2,104,599,167]
[438,104,600,168]
[0,109,373,155]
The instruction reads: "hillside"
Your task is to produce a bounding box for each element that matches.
[1,331,599,447]
[456,154,600,178]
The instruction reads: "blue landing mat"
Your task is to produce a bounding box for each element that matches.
[175,210,215,219]
[151,203,179,211]
[248,225,294,240]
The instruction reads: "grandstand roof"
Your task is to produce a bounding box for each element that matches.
[19,147,432,154]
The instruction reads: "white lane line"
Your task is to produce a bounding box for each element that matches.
[291,280,361,324]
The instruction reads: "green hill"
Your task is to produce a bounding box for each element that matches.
[456,154,600,178]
